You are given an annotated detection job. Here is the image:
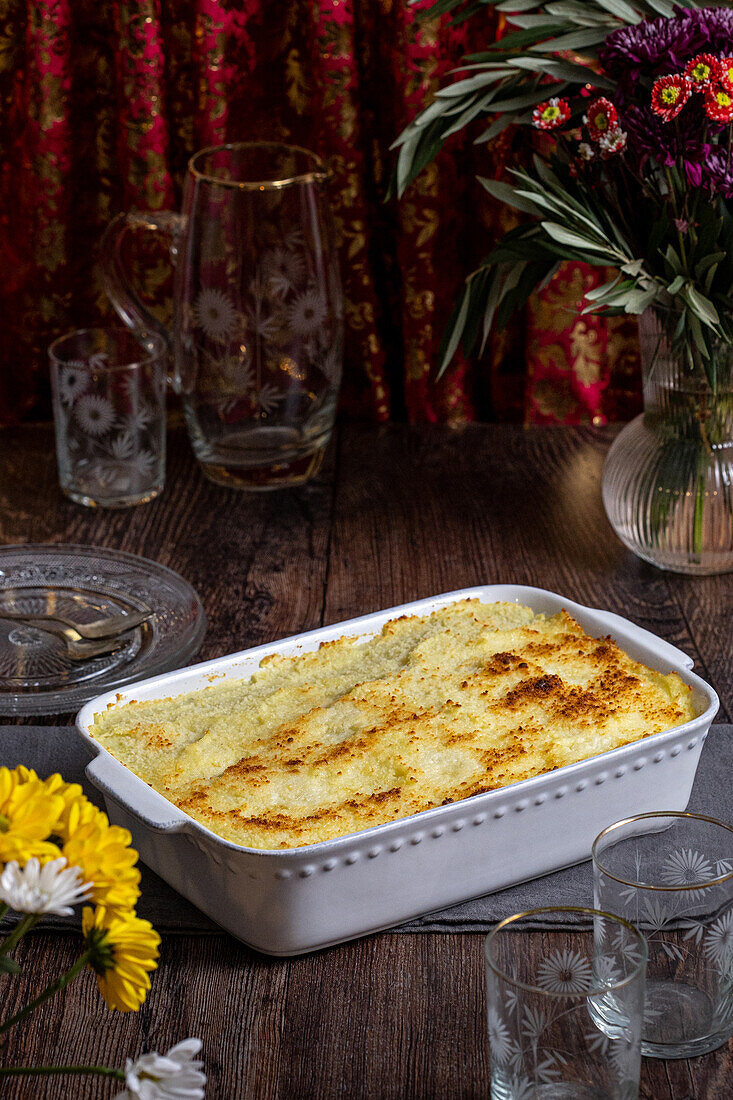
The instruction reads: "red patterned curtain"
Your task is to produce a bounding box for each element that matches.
[0,1,641,426]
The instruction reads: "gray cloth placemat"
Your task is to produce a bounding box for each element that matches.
[1,725,731,936]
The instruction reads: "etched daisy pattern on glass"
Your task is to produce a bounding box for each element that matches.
[593,813,733,1059]
[485,908,646,1100]
[49,329,166,508]
[169,144,343,489]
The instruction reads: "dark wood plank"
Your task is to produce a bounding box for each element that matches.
[2,933,730,1098]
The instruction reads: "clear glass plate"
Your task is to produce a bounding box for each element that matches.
[0,545,206,715]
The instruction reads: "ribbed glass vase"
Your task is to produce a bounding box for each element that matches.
[602,309,733,574]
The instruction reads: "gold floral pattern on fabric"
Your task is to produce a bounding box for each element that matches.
[0,2,642,426]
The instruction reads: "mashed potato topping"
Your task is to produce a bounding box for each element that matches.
[90,600,695,849]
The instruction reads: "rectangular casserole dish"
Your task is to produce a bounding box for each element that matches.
[76,585,720,956]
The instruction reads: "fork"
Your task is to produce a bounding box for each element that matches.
[0,606,151,640]
[0,617,132,662]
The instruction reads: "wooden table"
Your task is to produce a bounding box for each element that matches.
[0,423,730,1099]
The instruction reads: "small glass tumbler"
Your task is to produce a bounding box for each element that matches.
[49,327,166,507]
[485,907,647,1100]
[593,812,733,1059]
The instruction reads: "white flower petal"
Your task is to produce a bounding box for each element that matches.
[75,394,116,437]
[194,288,238,344]
[287,288,328,336]
[0,857,91,916]
[116,1038,206,1100]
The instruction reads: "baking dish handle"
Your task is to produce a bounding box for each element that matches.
[86,753,188,833]
[594,609,695,671]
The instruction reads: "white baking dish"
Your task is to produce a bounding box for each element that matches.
[76,585,719,956]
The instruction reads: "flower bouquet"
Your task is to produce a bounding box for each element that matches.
[394,0,733,574]
[0,765,206,1098]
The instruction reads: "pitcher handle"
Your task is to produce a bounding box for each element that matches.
[100,211,185,385]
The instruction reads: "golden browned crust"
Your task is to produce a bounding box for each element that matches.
[90,601,696,849]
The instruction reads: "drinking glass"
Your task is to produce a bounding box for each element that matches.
[485,907,647,1100]
[49,327,166,508]
[593,812,733,1059]
[102,142,343,490]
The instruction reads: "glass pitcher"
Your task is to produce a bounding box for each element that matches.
[102,142,343,490]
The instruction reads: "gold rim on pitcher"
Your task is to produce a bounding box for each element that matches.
[188,141,331,191]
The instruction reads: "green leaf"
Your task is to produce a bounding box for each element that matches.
[666,275,686,295]
[478,177,544,216]
[663,243,683,276]
[437,282,472,376]
[593,0,643,22]
[684,285,721,326]
[470,24,568,55]
[510,56,611,88]
[0,956,21,974]
[583,275,622,302]
[484,85,569,113]
[473,111,532,143]
[542,222,615,255]
[528,28,607,51]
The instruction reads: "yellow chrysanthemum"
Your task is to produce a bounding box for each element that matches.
[62,818,141,911]
[38,772,109,841]
[0,767,64,865]
[82,904,160,1012]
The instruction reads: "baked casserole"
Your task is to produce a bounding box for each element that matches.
[90,600,696,849]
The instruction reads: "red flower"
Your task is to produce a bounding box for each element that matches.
[704,81,733,123]
[651,74,692,122]
[684,54,721,91]
[584,98,618,142]
[719,57,733,88]
[532,97,571,131]
[599,127,627,157]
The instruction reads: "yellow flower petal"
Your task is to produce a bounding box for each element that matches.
[0,768,64,866]
[83,905,160,1013]
[63,820,141,910]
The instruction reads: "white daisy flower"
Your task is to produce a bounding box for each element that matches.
[262,247,306,297]
[75,394,116,437]
[536,948,593,995]
[487,1007,513,1066]
[0,857,91,916]
[705,910,733,970]
[113,1038,206,1100]
[258,383,283,415]
[288,288,327,337]
[58,363,89,405]
[194,288,238,344]
[661,848,714,888]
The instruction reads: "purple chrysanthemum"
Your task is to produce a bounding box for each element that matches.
[601,7,733,96]
[620,102,711,170]
[707,148,733,197]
